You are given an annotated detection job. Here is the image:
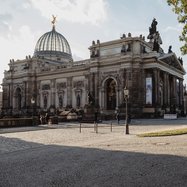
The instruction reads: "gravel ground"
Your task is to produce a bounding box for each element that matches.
[0,119,187,187]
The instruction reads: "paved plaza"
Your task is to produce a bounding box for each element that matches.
[0,119,187,187]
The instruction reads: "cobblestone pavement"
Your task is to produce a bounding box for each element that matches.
[0,119,187,186]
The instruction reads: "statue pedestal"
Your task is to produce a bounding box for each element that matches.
[82,104,95,123]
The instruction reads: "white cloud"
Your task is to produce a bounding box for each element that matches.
[162,25,181,33]
[0,25,35,76]
[71,42,90,60]
[30,0,108,25]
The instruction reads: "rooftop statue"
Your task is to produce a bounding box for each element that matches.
[147,18,163,52]
[152,31,162,52]
[51,15,57,26]
[147,18,158,39]
[151,18,157,34]
[168,45,173,53]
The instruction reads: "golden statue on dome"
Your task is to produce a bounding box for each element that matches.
[51,15,57,27]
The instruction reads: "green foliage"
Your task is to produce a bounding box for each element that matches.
[167,0,187,54]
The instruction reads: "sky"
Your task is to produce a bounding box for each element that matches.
[0,0,187,86]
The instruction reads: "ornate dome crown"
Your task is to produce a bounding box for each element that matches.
[34,24,72,61]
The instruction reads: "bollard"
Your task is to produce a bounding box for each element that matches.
[94,121,96,132]
[80,123,81,133]
[96,123,98,134]
[111,121,112,132]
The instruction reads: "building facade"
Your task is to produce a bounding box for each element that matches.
[1,19,186,118]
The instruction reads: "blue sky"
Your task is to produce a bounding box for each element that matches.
[0,0,186,85]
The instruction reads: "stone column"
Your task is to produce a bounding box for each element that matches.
[89,72,94,96]
[173,76,177,105]
[67,77,72,106]
[117,69,124,105]
[167,73,170,105]
[84,75,89,104]
[153,69,160,106]
[140,68,145,106]
[23,81,26,107]
[158,69,160,105]
[10,81,14,110]
[51,79,56,106]
[37,81,41,107]
[92,73,95,100]
[100,88,105,109]
[179,78,184,107]
[116,85,119,109]
[163,72,168,106]
[123,68,128,104]
[94,72,99,106]
[36,81,41,107]
[8,84,11,108]
[168,74,171,106]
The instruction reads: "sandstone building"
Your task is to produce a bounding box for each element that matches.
[2,19,186,118]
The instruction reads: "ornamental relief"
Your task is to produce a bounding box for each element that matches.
[57,90,65,96]
[42,91,49,96]
[75,89,82,95]
[57,82,67,90]
[73,81,84,88]
[42,84,50,90]
[13,84,24,90]
[100,72,122,85]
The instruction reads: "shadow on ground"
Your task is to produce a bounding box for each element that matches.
[0,136,187,187]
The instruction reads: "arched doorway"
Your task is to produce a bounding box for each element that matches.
[106,78,116,110]
[15,87,22,110]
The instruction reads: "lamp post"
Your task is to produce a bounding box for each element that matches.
[31,97,35,125]
[124,87,129,134]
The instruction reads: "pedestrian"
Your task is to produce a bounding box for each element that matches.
[40,114,44,124]
[127,114,131,124]
[45,113,49,124]
[94,111,98,123]
[116,112,120,124]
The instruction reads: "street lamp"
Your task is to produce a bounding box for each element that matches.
[124,87,129,134]
[31,97,35,125]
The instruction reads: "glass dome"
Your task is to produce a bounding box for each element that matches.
[34,26,72,61]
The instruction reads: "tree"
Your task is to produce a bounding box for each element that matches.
[167,0,187,54]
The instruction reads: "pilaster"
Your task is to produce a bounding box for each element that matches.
[67,77,72,106]
[153,69,160,106]
[51,79,56,106]
[163,72,168,106]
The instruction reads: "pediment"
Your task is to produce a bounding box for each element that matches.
[158,53,185,74]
